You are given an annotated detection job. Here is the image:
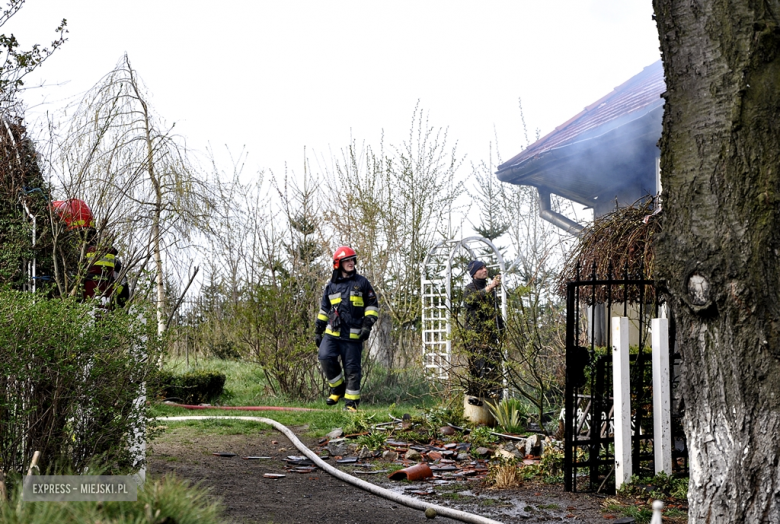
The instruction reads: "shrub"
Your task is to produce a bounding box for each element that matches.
[343,411,377,435]
[539,446,565,480]
[360,363,431,405]
[0,289,162,485]
[469,425,498,450]
[617,472,689,502]
[0,119,56,289]
[151,370,226,404]
[489,463,523,489]
[208,341,241,360]
[419,401,465,432]
[233,278,322,401]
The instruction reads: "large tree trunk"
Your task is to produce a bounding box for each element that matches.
[653,1,780,521]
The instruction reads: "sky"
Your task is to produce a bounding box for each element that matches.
[10,1,661,183]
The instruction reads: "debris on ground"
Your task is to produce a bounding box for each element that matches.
[314,415,551,487]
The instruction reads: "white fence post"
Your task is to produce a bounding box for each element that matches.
[612,316,632,489]
[652,317,672,475]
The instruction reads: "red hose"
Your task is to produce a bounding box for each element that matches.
[167,403,318,412]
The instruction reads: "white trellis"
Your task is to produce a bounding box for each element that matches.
[421,236,507,380]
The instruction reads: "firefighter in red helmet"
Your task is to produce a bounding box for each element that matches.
[314,246,379,411]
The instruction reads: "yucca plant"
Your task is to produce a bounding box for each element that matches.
[486,398,529,434]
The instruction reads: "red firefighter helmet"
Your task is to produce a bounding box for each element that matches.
[333,246,357,269]
[52,199,95,230]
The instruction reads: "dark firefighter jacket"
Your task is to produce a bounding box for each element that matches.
[315,271,379,340]
[84,245,127,308]
[463,278,504,344]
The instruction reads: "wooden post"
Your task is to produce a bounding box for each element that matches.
[26,451,41,476]
[612,316,632,489]
[652,318,673,475]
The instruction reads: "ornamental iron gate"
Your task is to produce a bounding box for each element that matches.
[563,263,688,493]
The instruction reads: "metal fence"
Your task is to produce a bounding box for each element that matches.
[563,263,687,493]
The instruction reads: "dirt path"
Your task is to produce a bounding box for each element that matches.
[148,426,610,524]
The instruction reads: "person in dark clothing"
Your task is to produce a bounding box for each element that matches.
[84,239,130,309]
[314,246,379,411]
[463,260,504,399]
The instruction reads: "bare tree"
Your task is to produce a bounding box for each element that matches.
[201,148,257,306]
[0,0,67,111]
[322,106,464,369]
[52,54,211,332]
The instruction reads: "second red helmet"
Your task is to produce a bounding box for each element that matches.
[333,246,357,269]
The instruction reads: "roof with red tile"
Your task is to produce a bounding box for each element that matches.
[497,60,665,174]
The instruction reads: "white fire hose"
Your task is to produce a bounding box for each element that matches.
[161,416,505,524]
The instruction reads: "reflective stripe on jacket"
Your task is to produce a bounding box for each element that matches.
[316,271,379,340]
[86,246,117,270]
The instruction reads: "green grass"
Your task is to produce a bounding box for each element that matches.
[1,474,224,524]
[157,418,274,436]
[153,406,365,438]
[161,357,437,410]
[619,505,654,523]
[361,364,433,405]
[151,357,435,438]
[357,431,387,450]
[152,401,419,439]
[665,507,688,520]
[161,357,274,407]
[385,463,405,475]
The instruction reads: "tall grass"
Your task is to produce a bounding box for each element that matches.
[361,364,433,405]
[1,475,224,524]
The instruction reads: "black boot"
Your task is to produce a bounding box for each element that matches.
[344,399,359,412]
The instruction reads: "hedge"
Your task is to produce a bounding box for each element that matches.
[152,370,226,405]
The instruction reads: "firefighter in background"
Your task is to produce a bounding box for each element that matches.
[84,240,128,308]
[314,246,379,411]
[51,198,129,308]
[463,260,504,399]
[52,198,95,230]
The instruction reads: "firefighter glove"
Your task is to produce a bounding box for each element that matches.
[314,333,323,348]
[358,327,372,341]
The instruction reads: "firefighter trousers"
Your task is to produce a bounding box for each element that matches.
[318,336,362,401]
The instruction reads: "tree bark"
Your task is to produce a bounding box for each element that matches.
[653,1,780,521]
[128,58,166,336]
